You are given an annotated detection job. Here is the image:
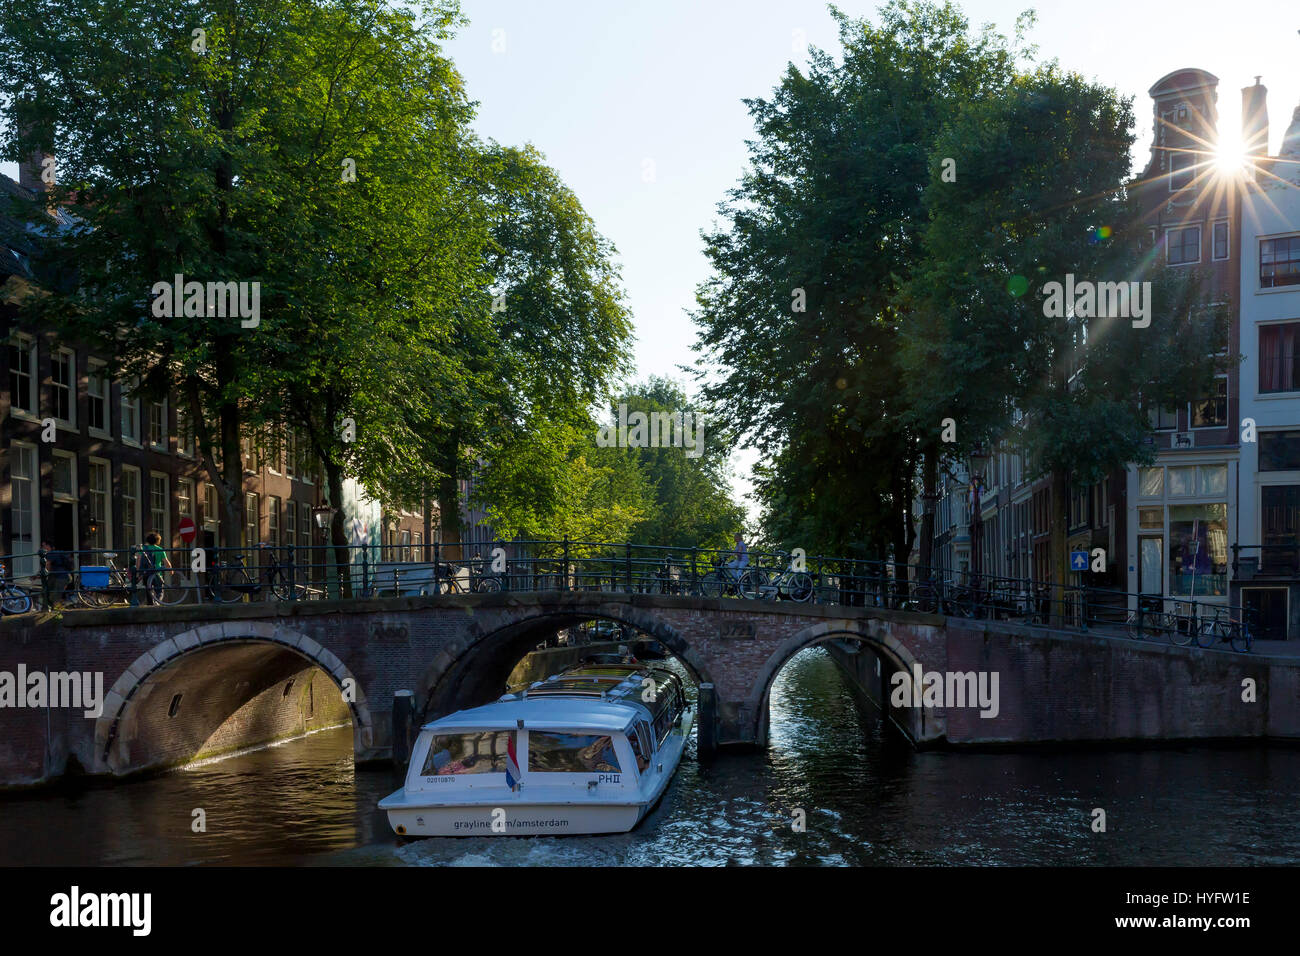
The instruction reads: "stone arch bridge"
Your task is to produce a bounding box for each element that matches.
[1,591,1291,786]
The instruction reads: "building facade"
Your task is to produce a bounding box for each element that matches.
[1235,92,1300,639]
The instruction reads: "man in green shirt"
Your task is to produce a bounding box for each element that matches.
[138,532,172,605]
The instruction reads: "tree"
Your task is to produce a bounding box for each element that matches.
[0,0,479,558]
[612,378,745,551]
[692,0,1026,566]
[899,66,1232,606]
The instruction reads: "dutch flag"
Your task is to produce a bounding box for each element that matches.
[505,734,520,791]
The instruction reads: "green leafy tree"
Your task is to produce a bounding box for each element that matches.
[692,1,1026,566]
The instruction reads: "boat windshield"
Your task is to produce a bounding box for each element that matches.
[527,732,622,774]
[420,731,514,776]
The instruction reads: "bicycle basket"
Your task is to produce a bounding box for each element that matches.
[81,567,111,589]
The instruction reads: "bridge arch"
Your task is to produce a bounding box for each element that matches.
[93,621,374,776]
[744,619,931,747]
[417,601,710,723]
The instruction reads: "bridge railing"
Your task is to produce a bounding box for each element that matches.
[1,541,1258,652]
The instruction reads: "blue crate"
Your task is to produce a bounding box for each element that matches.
[80,566,111,589]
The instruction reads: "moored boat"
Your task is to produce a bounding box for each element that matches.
[379,662,693,837]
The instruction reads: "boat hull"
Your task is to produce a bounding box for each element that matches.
[383,801,647,837]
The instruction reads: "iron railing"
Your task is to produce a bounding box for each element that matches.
[0,540,1261,652]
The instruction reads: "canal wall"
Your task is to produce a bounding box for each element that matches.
[827,618,1300,748]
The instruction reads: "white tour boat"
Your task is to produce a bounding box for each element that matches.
[379,661,693,837]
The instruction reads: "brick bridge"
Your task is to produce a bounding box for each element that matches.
[3,591,1297,786]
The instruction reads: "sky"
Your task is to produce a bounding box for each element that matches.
[4,0,1297,517]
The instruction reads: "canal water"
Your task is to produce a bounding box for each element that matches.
[3,647,1298,866]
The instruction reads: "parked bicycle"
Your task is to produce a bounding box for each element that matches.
[434,560,501,594]
[1196,607,1254,653]
[77,552,187,607]
[0,563,33,615]
[1125,601,1178,643]
[751,553,814,603]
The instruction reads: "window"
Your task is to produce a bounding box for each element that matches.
[87,364,109,434]
[149,473,169,544]
[175,402,194,457]
[51,452,75,499]
[285,430,297,480]
[8,337,36,415]
[1138,507,1163,529]
[1169,151,1195,191]
[299,502,312,549]
[1261,486,1300,572]
[285,502,296,551]
[1167,226,1200,265]
[526,732,621,774]
[244,493,259,547]
[9,443,37,576]
[88,459,111,551]
[1168,467,1195,496]
[1147,404,1177,431]
[203,484,220,533]
[1260,322,1300,393]
[148,399,166,449]
[1260,235,1300,289]
[1261,431,1300,471]
[1212,220,1229,261]
[420,732,514,776]
[1069,485,1088,529]
[1169,503,1227,597]
[52,348,74,425]
[178,479,195,528]
[1198,464,1228,495]
[267,496,280,547]
[121,467,141,547]
[241,435,258,473]
[120,384,140,444]
[1139,467,1164,497]
[1190,376,1227,427]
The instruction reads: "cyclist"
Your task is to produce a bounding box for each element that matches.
[725,532,749,582]
[138,532,172,605]
[41,540,76,607]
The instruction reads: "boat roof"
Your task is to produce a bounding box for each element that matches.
[422,696,641,734]
[422,662,685,734]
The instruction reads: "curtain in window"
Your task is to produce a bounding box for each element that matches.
[1261,325,1296,392]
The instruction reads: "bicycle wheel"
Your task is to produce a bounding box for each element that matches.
[209,569,251,604]
[475,576,501,593]
[145,569,190,606]
[1195,619,1221,649]
[1231,624,1253,653]
[785,571,814,603]
[269,569,306,601]
[1170,614,1194,646]
[950,588,977,618]
[699,571,724,599]
[739,569,767,600]
[1,585,32,615]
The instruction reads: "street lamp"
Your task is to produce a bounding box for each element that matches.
[312,505,336,532]
[968,443,989,593]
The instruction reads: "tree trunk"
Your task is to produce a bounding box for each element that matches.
[1050,468,1070,626]
[919,448,938,580]
[219,402,243,550]
[324,458,351,598]
[437,470,462,561]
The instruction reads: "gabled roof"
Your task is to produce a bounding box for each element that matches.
[1148,68,1219,99]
